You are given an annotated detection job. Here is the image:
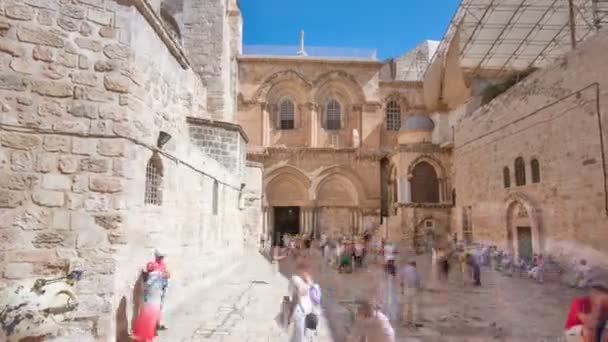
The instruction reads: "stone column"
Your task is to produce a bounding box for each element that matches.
[438,178,444,202]
[309,103,318,147]
[261,103,270,147]
[402,176,411,203]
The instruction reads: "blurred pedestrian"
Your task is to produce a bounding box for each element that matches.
[399,260,422,328]
[347,300,395,342]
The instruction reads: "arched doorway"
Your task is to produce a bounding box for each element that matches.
[410,161,439,203]
[265,170,309,247]
[316,174,360,237]
[506,194,542,261]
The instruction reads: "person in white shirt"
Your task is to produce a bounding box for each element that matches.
[288,259,316,342]
[347,300,395,342]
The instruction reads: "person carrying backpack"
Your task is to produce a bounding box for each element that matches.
[289,259,321,342]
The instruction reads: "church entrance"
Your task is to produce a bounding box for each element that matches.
[517,226,533,261]
[273,206,300,246]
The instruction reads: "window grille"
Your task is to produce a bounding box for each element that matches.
[386,101,401,131]
[279,99,295,129]
[145,153,163,206]
[326,100,341,130]
[515,157,526,186]
[503,167,511,188]
[531,159,541,183]
[212,180,219,215]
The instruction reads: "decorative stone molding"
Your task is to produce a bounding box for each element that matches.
[186,116,249,143]
[398,203,453,209]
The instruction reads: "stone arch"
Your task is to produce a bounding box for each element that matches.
[505,193,542,259]
[407,154,447,180]
[253,70,312,104]
[406,155,448,203]
[313,70,366,104]
[264,166,311,206]
[410,162,439,203]
[312,166,367,205]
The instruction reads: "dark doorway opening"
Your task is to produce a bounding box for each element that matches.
[517,226,533,262]
[411,162,439,203]
[273,206,300,246]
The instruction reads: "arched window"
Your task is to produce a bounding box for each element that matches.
[386,101,401,131]
[531,158,541,183]
[279,99,295,129]
[160,7,182,43]
[212,180,219,215]
[515,157,526,186]
[503,167,511,188]
[325,99,341,130]
[410,161,439,203]
[145,152,163,205]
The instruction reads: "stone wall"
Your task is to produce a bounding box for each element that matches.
[452,33,608,266]
[242,161,263,246]
[0,0,254,340]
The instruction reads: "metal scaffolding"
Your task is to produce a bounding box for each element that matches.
[428,0,608,78]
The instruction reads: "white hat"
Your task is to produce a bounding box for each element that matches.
[154,249,165,258]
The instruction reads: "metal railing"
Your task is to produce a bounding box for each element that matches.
[242,45,377,60]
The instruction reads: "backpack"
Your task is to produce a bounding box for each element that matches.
[305,311,319,330]
[309,283,322,306]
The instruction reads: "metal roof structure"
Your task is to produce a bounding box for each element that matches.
[430,0,608,77]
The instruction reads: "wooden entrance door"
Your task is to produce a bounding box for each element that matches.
[517,226,533,261]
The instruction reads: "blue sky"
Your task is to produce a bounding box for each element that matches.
[240,0,460,60]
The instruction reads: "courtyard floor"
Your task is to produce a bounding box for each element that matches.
[157,248,584,342]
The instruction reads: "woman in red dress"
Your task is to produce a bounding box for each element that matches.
[132,267,164,341]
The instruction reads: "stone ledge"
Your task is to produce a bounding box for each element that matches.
[398,202,453,209]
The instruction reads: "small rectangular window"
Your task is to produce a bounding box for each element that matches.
[212,180,219,215]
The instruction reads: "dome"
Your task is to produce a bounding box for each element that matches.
[400,115,435,132]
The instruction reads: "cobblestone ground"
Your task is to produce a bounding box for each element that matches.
[157,248,584,342]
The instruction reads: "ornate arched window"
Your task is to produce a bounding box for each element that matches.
[503,167,511,188]
[531,158,540,183]
[279,99,295,129]
[325,99,341,130]
[145,152,163,205]
[515,157,526,186]
[386,101,401,131]
[411,161,439,203]
[212,180,219,215]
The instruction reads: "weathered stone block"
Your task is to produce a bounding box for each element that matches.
[104,73,130,93]
[61,4,86,19]
[89,176,122,193]
[5,5,34,21]
[72,175,88,193]
[80,22,92,37]
[13,206,52,230]
[79,54,89,69]
[17,27,65,48]
[38,100,64,116]
[99,105,126,121]
[51,210,70,229]
[70,211,92,230]
[66,192,84,210]
[0,73,27,91]
[34,153,55,173]
[0,37,25,57]
[10,59,33,74]
[42,174,71,190]
[53,120,89,135]
[72,137,97,155]
[90,120,112,135]
[33,46,54,62]
[68,101,98,118]
[43,136,70,152]
[32,189,65,207]
[33,231,71,248]
[58,16,79,32]
[97,140,124,157]
[42,63,67,80]
[6,250,58,263]
[84,193,111,212]
[32,80,73,97]
[99,26,116,38]
[75,37,102,52]
[94,60,120,72]
[56,51,78,68]
[1,132,41,150]
[87,8,112,25]
[79,158,109,173]
[4,263,34,279]
[0,172,36,190]
[37,9,54,26]
[59,155,78,174]
[103,44,131,60]
[0,189,26,207]
[16,97,33,106]
[73,86,113,103]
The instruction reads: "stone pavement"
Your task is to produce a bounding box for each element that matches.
[156,248,584,341]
